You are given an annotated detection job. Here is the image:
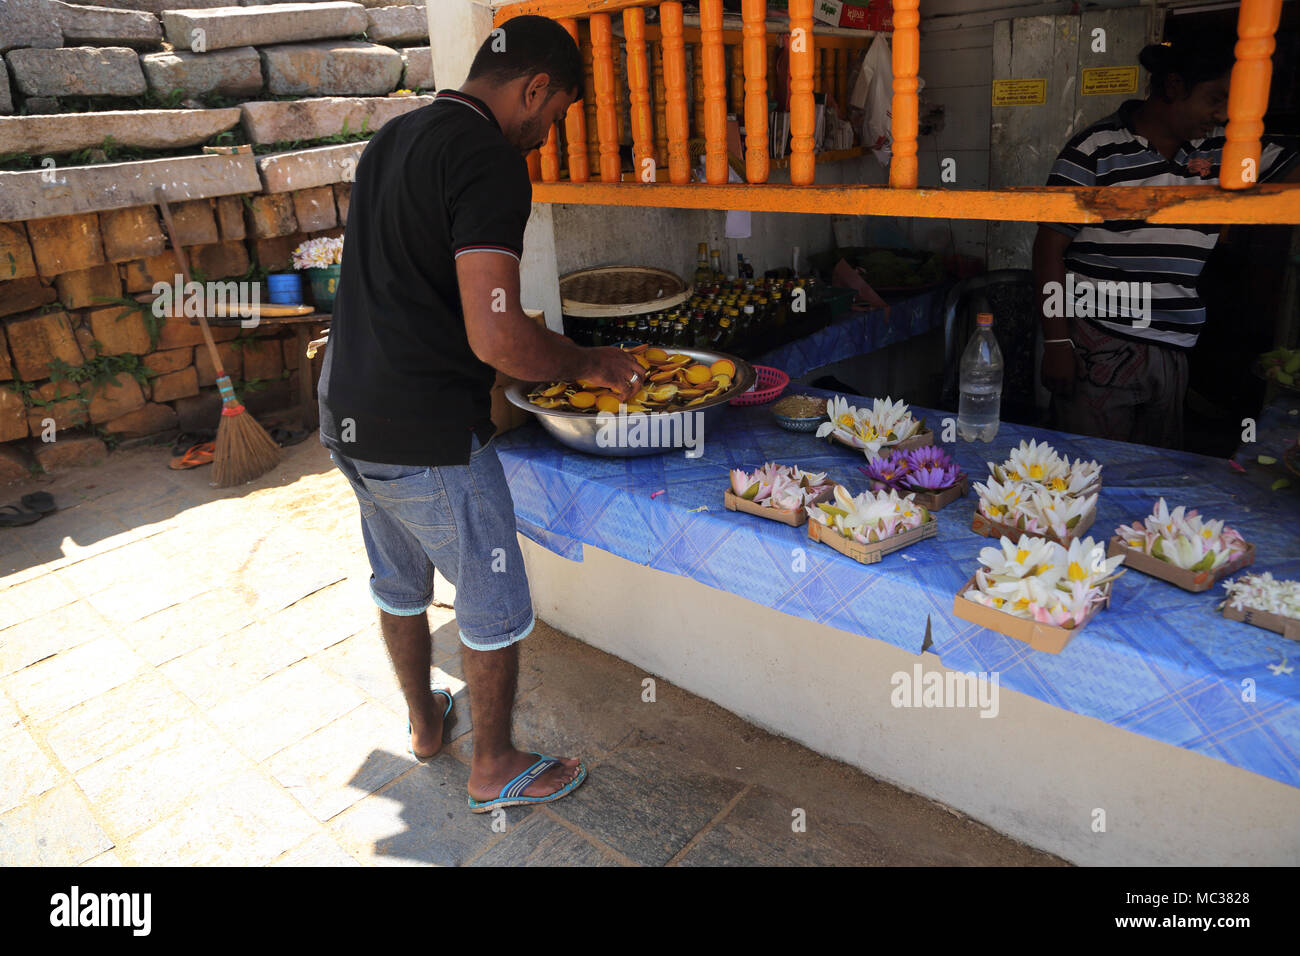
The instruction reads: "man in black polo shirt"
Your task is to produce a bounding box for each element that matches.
[319,16,642,812]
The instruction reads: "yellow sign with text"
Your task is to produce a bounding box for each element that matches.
[1082,66,1139,96]
[992,79,1047,106]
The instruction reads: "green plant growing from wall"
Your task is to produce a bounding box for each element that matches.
[90,295,164,352]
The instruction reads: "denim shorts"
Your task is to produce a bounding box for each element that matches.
[329,432,534,652]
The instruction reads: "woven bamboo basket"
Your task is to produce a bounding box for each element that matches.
[559,266,691,318]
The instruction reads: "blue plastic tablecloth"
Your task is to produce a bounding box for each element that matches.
[495,387,1300,790]
[752,286,945,379]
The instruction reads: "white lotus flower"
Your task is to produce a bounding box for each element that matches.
[967,533,1122,629]
[1116,498,1249,571]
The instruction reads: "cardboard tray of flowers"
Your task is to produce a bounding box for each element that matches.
[1221,603,1300,641]
[830,428,934,456]
[970,504,1097,546]
[807,512,937,564]
[908,473,967,512]
[723,487,833,527]
[1107,537,1255,593]
[952,573,1113,654]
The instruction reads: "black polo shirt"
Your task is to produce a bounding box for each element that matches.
[318,89,532,465]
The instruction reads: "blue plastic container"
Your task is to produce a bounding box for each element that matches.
[267,272,303,304]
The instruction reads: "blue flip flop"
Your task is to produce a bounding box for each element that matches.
[407,688,455,762]
[467,753,588,813]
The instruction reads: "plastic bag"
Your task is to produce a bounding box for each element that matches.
[857,35,893,166]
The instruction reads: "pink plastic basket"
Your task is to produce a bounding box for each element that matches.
[730,365,789,406]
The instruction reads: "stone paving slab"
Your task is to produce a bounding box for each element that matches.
[0,782,113,866]
[0,441,1060,867]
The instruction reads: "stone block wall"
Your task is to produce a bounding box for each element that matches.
[0,0,438,481]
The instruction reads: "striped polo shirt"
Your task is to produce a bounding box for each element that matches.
[1044,99,1297,350]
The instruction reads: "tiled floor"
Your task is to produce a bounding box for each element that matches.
[0,437,1062,866]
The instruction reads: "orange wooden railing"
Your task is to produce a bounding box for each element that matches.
[493,0,1299,224]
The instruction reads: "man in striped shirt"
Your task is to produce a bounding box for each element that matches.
[1034,36,1298,448]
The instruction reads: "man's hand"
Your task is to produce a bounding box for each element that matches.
[581,347,645,402]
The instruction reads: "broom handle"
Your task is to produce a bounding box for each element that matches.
[155,189,227,381]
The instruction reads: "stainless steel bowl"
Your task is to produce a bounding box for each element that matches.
[505,347,755,457]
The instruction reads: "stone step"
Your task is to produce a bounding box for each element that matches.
[162,2,367,53]
[399,46,432,91]
[260,40,400,97]
[239,94,430,144]
[0,108,241,156]
[256,141,364,192]
[365,5,427,45]
[59,0,231,11]
[6,47,147,98]
[52,1,163,49]
[240,0,391,7]
[0,153,260,221]
[140,46,263,98]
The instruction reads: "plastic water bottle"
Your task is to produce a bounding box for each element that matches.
[957,312,1003,442]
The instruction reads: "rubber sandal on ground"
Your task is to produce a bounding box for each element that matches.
[407,688,455,762]
[170,430,215,457]
[268,425,311,448]
[168,441,214,470]
[467,753,588,813]
[20,491,56,515]
[0,504,43,527]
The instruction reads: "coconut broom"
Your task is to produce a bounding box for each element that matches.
[155,190,280,486]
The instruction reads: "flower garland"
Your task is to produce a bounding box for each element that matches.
[1222,572,1300,620]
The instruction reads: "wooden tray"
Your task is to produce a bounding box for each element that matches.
[904,474,967,512]
[970,503,1096,546]
[952,572,1112,654]
[829,425,934,456]
[1107,537,1255,593]
[723,486,833,527]
[1222,603,1300,641]
[807,514,937,564]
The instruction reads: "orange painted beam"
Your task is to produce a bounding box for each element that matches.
[661,1,692,185]
[700,0,728,184]
[624,7,655,182]
[590,14,621,183]
[741,0,769,185]
[527,182,1300,225]
[1222,0,1281,190]
[890,0,920,188]
[560,18,590,183]
[788,0,816,186]
[494,0,657,26]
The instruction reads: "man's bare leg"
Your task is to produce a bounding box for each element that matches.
[379,610,445,759]
[462,642,581,801]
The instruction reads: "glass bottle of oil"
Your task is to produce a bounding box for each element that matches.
[694,242,712,288]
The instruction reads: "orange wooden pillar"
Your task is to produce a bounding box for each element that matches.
[787,0,816,185]
[700,0,728,184]
[624,7,655,182]
[581,30,600,177]
[1221,0,1282,190]
[742,0,769,184]
[560,17,590,183]
[693,44,706,138]
[590,13,621,183]
[526,150,542,182]
[661,1,691,184]
[889,0,920,188]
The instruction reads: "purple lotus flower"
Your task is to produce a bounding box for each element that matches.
[900,446,963,492]
[859,451,911,492]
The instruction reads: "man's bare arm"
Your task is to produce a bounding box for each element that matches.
[456,251,642,397]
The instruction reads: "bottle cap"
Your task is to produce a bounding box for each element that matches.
[977,312,993,327]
